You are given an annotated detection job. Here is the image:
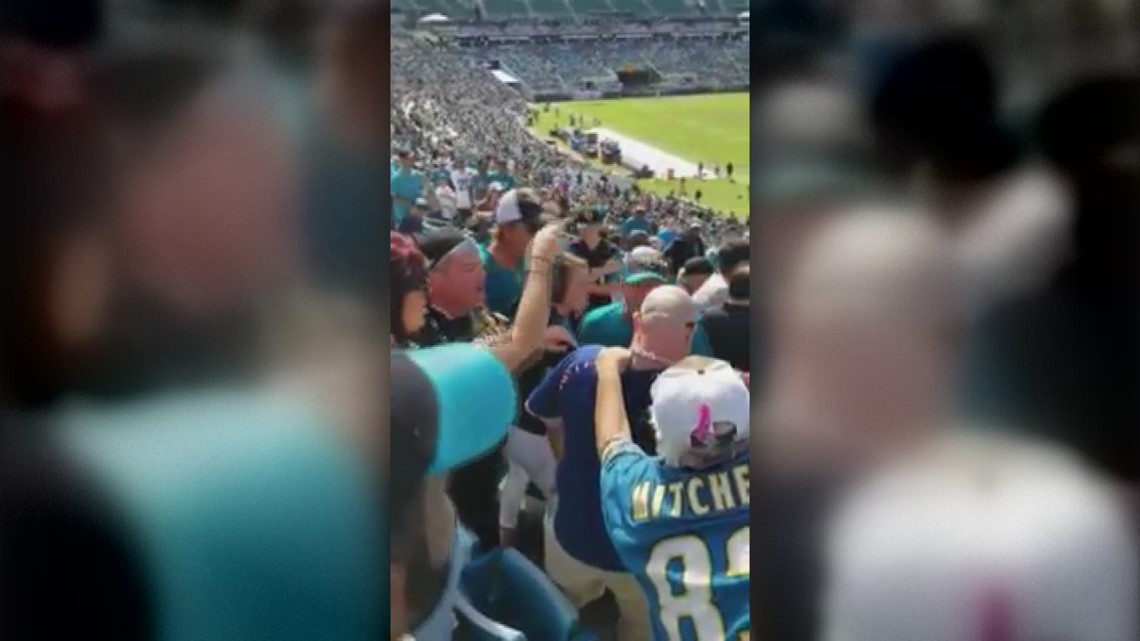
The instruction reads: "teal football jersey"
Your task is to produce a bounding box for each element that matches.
[600,440,751,641]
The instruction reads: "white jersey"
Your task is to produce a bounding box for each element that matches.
[451,168,477,209]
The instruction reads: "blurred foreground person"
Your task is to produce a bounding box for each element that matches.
[755,208,959,641]
[763,208,959,478]
[595,351,751,641]
[869,35,1072,315]
[389,344,518,640]
[822,433,1139,641]
[962,74,1140,485]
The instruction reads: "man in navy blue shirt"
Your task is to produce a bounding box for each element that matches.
[526,285,701,641]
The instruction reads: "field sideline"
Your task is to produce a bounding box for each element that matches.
[533,93,750,218]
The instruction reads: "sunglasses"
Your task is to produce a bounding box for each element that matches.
[428,237,480,271]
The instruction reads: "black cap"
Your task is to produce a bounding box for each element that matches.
[415,227,468,268]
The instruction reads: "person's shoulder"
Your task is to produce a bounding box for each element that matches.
[580,302,619,325]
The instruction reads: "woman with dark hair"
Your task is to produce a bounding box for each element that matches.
[390,232,429,347]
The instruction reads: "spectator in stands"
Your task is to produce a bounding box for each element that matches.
[487,157,516,191]
[526,285,704,641]
[397,198,428,235]
[699,264,752,372]
[415,223,562,550]
[678,255,715,295]
[664,223,708,275]
[577,247,668,347]
[620,204,653,239]
[434,175,458,221]
[391,232,430,347]
[391,149,421,227]
[481,188,550,317]
[693,237,750,310]
[500,253,590,547]
[569,207,623,313]
[595,351,752,640]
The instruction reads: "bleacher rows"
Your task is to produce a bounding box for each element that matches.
[391,0,750,19]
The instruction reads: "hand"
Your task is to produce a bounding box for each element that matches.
[543,325,577,352]
[596,347,632,373]
[529,222,564,262]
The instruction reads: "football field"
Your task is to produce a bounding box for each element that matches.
[534,93,750,218]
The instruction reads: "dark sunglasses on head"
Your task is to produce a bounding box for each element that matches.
[427,237,479,271]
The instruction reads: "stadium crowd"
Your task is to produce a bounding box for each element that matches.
[391,7,1140,641]
[3,0,1138,640]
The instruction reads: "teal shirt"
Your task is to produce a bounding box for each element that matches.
[578,301,715,356]
[390,169,422,225]
[486,172,516,191]
[479,244,525,317]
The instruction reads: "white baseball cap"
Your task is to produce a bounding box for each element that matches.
[650,357,750,467]
[821,433,1139,641]
[494,188,549,226]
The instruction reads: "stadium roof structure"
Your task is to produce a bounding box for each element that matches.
[417,12,451,22]
[738,10,748,19]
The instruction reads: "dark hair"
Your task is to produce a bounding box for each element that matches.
[551,253,588,305]
[727,265,750,300]
[682,256,715,277]
[390,233,428,344]
[717,238,750,275]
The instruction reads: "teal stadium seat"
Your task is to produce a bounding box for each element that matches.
[456,594,527,641]
[461,548,595,641]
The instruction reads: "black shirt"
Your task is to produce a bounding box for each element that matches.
[515,310,574,436]
[699,301,751,372]
[569,238,620,310]
[412,305,510,548]
[664,236,706,275]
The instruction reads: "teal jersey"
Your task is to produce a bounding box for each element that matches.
[486,172,516,191]
[577,301,633,347]
[600,440,750,641]
[478,244,525,317]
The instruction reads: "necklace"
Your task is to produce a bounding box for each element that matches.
[630,345,674,368]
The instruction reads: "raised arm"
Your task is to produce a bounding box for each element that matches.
[488,223,563,371]
[594,347,633,459]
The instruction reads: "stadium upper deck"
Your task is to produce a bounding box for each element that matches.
[391,0,749,20]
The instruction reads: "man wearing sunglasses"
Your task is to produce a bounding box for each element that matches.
[579,247,715,357]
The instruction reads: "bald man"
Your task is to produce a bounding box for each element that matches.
[761,207,961,478]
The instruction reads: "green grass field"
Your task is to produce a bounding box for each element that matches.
[533,93,750,218]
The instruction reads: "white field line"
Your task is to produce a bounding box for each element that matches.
[589,127,748,185]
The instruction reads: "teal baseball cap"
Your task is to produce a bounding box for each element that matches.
[391,343,516,477]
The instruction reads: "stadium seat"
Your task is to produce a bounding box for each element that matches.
[455,593,527,641]
[461,547,588,641]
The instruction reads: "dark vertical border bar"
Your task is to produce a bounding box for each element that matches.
[380,0,394,635]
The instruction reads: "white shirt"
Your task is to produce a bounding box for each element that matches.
[451,167,476,209]
[692,273,728,310]
[435,185,458,220]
